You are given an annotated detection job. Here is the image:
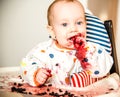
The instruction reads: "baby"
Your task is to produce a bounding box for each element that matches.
[20,0,113,87]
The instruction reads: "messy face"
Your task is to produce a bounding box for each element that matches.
[48,1,86,49]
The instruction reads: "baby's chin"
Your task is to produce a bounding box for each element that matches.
[65,44,75,50]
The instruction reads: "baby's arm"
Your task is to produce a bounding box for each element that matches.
[35,68,52,85]
[84,42,113,77]
[20,57,52,86]
[70,42,113,87]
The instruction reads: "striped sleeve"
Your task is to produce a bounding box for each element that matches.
[85,13,112,54]
[70,71,102,87]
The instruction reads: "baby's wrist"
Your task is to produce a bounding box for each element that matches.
[33,68,42,86]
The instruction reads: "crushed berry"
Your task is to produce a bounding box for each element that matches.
[49,91,61,97]
[83,58,88,62]
[11,87,26,93]
[64,90,69,95]
[55,63,59,66]
[37,92,47,96]
[59,89,63,92]
[80,95,84,97]
[11,87,16,92]
[109,88,114,91]
[18,75,22,79]
[17,88,26,93]
[72,34,91,69]
[0,86,3,89]
[48,84,52,87]
[22,79,24,82]
[49,91,55,96]
[54,92,59,96]
[13,82,17,85]
[38,84,46,88]
[47,88,50,91]
[18,83,23,87]
[68,92,74,97]
[105,92,109,94]
[29,92,32,95]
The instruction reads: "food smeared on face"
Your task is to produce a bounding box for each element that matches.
[69,33,85,50]
[71,34,91,69]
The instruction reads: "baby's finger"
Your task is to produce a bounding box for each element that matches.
[46,69,52,77]
[41,71,49,79]
[43,69,52,77]
[38,77,46,84]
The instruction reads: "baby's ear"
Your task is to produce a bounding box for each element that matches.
[47,25,56,39]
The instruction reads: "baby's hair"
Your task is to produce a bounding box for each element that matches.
[47,0,84,26]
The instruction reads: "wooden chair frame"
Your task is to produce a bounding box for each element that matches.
[104,20,119,75]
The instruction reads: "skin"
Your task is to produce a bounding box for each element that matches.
[36,68,52,85]
[36,1,87,85]
[47,1,86,49]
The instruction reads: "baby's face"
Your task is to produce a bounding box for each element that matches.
[49,1,86,49]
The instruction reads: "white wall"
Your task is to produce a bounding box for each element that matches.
[0,0,53,67]
[0,0,87,67]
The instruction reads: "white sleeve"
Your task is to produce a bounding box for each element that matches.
[86,42,113,78]
[20,56,40,86]
[20,45,46,86]
[20,40,52,86]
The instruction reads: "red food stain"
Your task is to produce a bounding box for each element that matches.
[72,34,91,69]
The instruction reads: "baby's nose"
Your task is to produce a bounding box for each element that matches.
[70,24,78,32]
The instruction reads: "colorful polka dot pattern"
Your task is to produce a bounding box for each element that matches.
[94,70,100,75]
[98,49,102,54]
[32,62,37,65]
[49,53,54,58]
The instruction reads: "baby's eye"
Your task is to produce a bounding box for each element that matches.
[62,23,68,27]
[76,21,82,25]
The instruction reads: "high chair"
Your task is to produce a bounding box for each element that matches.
[86,13,119,75]
[104,20,119,75]
[70,13,119,88]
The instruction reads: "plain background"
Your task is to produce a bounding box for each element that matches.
[0,0,120,74]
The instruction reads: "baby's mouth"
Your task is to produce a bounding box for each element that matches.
[68,33,85,49]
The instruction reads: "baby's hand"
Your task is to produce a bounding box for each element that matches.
[36,68,52,85]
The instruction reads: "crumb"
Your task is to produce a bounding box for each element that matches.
[48,84,52,87]
[47,88,50,91]
[29,92,32,95]
[18,83,23,87]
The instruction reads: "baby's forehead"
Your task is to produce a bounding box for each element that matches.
[52,1,83,10]
[48,0,85,25]
[51,1,84,16]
